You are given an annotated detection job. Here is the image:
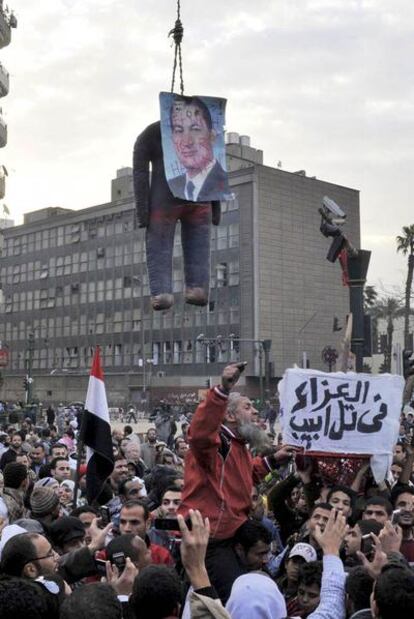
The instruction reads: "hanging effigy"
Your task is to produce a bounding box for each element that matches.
[132,0,230,311]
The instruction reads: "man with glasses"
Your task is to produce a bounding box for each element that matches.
[0,532,59,579]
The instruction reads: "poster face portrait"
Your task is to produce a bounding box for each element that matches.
[159,92,230,202]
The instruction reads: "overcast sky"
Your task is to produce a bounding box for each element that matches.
[2,0,414,293]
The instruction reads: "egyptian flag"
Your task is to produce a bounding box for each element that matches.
[82,347,114,503]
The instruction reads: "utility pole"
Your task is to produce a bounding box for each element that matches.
[262,339,272,397]
[26,332,35,405]
[347,250,371,372]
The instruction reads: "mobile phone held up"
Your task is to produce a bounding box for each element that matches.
[112,551,127,574]
[95,558,107,576]
[99,506,111,527]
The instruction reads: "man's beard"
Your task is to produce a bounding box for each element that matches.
[238,422,272,453]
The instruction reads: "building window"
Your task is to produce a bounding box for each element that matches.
[152,342,160,365]
[230,306,239,324]
[64,255,71,276]
[88,282,96,303]
[228,196,239,211]
[114,344,122,366]
[152,312,162,329]
[229,261,240,286]
[217,263,228,287]
[163,312,172,329]
[173,341,182,364]
[96,313,104,334]
[195,340,204,363]
[114,311,122,333]
[229,223,239,248]
[56,256,64,277]
[230,338,240,361]
[183,340,193,364]
[88,223,97,238]
[217,225,228,250]
[163,341,172,364]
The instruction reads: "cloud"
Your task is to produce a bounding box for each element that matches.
[1,0,413,290]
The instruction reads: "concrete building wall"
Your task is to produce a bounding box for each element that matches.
[256,166,360,374]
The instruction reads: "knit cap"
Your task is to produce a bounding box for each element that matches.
[3,462,28,489]
[30,486,60,518]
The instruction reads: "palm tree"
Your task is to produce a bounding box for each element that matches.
[371,296,404,372]
[364,284,378,313]
[396,225,414,348]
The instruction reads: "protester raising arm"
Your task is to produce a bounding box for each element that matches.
[350,462,370,493]
[178,509,231,619]
[267,474,304,543]
[188,364,245,470]
[307,509,348,619]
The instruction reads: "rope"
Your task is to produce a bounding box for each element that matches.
[168,0,184,95]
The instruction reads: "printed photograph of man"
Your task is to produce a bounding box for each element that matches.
[160,92,229,202]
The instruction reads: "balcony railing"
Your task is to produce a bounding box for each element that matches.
[0,63,9,97]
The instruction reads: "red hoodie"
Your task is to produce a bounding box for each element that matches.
[178,387,273,539]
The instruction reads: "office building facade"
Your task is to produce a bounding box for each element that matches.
[0,137,360,406]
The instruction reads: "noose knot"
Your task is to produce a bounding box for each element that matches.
[168,18,184,46]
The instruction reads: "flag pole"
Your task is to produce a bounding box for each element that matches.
[73,348,96,508]
[73,405,87,508]
[80,345,114,505]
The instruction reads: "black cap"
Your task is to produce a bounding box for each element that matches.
[49,516,85,546]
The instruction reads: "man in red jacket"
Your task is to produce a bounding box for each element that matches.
[178,362,297,602]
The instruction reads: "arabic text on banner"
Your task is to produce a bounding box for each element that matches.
[280,369,404,457]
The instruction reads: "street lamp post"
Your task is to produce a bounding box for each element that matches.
[25,332,35,405]
[139,358,155,415]
[347,250,371,372]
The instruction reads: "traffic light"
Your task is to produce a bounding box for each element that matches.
[23,376,28,390]
[333,317,342,332]
[205,378,211,388]
[403,350,414,379]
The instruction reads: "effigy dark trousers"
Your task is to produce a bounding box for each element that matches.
[145,202,211,302]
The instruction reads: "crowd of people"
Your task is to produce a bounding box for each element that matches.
[0,362,413,618]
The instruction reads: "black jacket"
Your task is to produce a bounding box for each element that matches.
[133,121,220,227]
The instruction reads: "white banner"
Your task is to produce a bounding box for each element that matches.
[279,369,405,481]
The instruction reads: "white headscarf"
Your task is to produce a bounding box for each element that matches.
[226,572,287,619]
[60,479,75,492]
[0,524,26,559]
